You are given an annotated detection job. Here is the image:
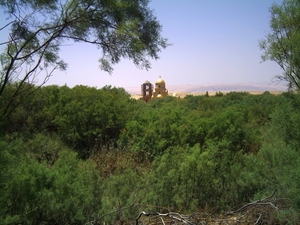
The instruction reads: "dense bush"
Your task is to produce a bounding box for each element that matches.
[0,136,102,224]
[1,85,300,224]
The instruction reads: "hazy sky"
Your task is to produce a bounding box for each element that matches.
[1,0,285,90]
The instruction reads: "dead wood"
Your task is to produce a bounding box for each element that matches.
[135,190,287,225]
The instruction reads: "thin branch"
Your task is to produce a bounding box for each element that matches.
[135,211,194,225]
[0,21,15,31]
[2,65,57,119]
[1,40,56,118]
[225,190,277,216]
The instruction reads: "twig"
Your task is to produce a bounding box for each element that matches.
[225,190,277,215]
[135,211,194,225]
[255,213,262,225]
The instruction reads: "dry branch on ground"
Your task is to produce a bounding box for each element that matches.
[135,191,286,225]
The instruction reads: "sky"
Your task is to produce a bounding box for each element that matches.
[1,0,285,91]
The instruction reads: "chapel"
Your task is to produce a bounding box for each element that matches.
[152,76,168,99]
[141,76,168,102]
[141,80,153,103]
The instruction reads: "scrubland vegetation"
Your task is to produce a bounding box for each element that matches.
[1,0,300,223]
[1,84,300,224]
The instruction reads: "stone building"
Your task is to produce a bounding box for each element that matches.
[141,76,168,102]
[152,76,168,99]
[141,80,153,103]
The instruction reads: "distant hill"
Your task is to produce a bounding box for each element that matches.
[126,82,287,96]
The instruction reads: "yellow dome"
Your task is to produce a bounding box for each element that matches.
[156,76,165,84]
[157,94,162,98]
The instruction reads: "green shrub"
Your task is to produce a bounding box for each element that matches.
[0,138,102,224]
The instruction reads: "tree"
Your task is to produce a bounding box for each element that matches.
[260,0,300,90]
[0,0,168,118]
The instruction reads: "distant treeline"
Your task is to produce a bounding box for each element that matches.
[1,83,300,224]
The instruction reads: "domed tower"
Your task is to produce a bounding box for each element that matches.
[141,80,153,103]
[152,76,168,99]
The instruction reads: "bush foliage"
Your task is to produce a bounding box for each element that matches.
[1,84,300,224]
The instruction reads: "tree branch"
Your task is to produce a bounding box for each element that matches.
[135,211,194,225]
[225,190,278,215]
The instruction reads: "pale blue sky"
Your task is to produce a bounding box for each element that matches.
[1,0,285,90]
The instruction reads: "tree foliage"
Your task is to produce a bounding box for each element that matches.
[260,0,300,90]
[0,0,168,118]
